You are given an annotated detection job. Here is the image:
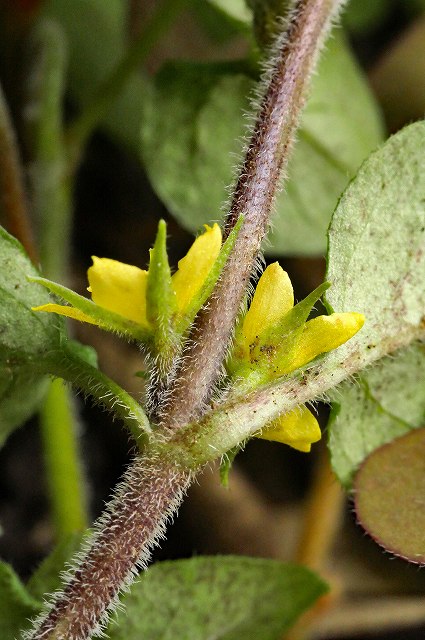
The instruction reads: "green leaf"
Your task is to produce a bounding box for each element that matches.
[107,557,327,640]
[141,61,250,236]
[23,17,70,282]
[325,121,425,487]
[219,445,241,487]
[41,0,147,153]
[325,121,425,371]
[194,2,251,43]
[269,32,384,254]
[328,345,425,488]
[0,536,85,638]
[0,227,64,444]
[355,427,425,564]
[0,561,42,639]
[26,532,84,601]
[141,33,383,256]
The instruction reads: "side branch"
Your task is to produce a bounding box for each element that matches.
[177,325,425,464]
[161,0,345,430]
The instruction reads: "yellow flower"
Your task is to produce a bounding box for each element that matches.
[234,262,364,377]
[32,224,222,338]
[260,405,321,452]
[172,224,222,313]
[230,262,364,451]
[87,258,148,325]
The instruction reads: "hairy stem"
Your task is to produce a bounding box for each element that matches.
[26,452,192,640]
[176,324,425,465]
[161,0,345,430]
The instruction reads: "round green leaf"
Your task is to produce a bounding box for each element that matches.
[355,427,425,564]
[326,121,425,359]
[107,556,327,640]
[328,345,425,488]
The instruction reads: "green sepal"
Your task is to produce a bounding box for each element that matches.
[219,444,241,487]
[146,220,177,354]
[265,281,331,372]
[229,281,330,383]
[30,276,152,344]
[66,337,98,368]
[175,215,244,335]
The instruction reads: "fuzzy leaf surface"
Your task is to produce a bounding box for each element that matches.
[326,121,425,356]
[107,556,327,640]
[329,345,425,488]
[326,121,425,487]
[0,227,64,443]
[141,33,383,255]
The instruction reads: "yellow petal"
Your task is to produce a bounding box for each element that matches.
[284,312,365,373]
[88,257,148,325]
[259,405,321,452]
[172,224,221,312]
[242,263,294,346]
[32,303,98,325]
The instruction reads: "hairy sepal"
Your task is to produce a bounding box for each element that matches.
[30,276,152,344]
